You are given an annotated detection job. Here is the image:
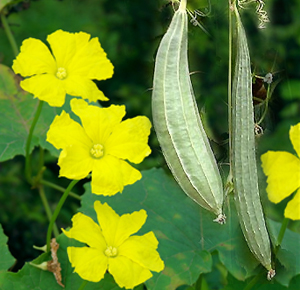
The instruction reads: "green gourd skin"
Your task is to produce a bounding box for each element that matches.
[231,5,275,279]
[152,0,225,223]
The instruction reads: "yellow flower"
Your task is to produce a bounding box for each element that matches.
[62,201,164,289]
[46,98,152,195]
[261,122,300,220]
[12,30,113,107]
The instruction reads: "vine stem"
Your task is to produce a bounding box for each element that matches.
[40,179,81,200]
[38,185,59,237]
[274,217,289,255]
[243,272,264,290]
[0,12,19,57]
[38,146,44,172]
[257,83,271,125]
[77,280,88,290]
[46,179,79,251]
[25,100,44,184]
[227,0,234,181]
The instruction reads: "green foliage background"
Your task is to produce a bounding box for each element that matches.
[0,0,300,289]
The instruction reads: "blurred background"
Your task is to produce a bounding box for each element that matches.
[0,0,300,273]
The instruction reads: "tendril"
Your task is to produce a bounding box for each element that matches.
[238,0,270,29]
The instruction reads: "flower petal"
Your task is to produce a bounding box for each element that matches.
[62,212,106,249]
[12,38,56,76]
[108,255,152,289]
[91,156,142,195]
[70,99,125,143]
[94,201,119,240]
[67,247,107,282]
[106,116,152,163]
[47,30,114,80]
[118,232,165,272]
[118,158,143,186]
[69,35,114,80]
[47,110,92,150]
[261,151,300,203]
[64,75,108,102]
[284,188,300,220]
[94,201,147,246]
[58,145,94,179]
[47,30,78,68]
[290,122,300,158]
[20,74,66,107]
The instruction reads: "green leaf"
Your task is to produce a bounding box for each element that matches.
[0,223,15,271]
[280,79,300,100]
[289,275,300,290]
[2,169,295,289]
[267,219,300,287]
[79,168,265,289]
[0,234,123,290]
[0,63,78,162]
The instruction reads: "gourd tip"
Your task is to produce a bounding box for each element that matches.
[267,269,276,280]
[213,213,226,225]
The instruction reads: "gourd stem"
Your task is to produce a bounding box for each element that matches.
[179,0,187,11]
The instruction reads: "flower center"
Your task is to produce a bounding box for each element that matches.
[90,144,104,158]
[56,67,67,80]
[104,246,118,257]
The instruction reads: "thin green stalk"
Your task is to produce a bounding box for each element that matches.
[243,272,263,290]
[257,84,271,125]
[78,280,88,290]
[38,186,59,237]
[228,0,233,128]
[0,12,19,57]
[194,273,203,290]
[25,101,44,184]
[46,179,79,251]
[40,179,81,200]
[38,147,45,173]
[227,0,234,178]
[274,217,289,255]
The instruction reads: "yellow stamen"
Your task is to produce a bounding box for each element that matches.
[104,246,118,257]
[56,67,67,80]
[90,144,104,158]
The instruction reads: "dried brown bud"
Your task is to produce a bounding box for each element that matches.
[47,238,65,288]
